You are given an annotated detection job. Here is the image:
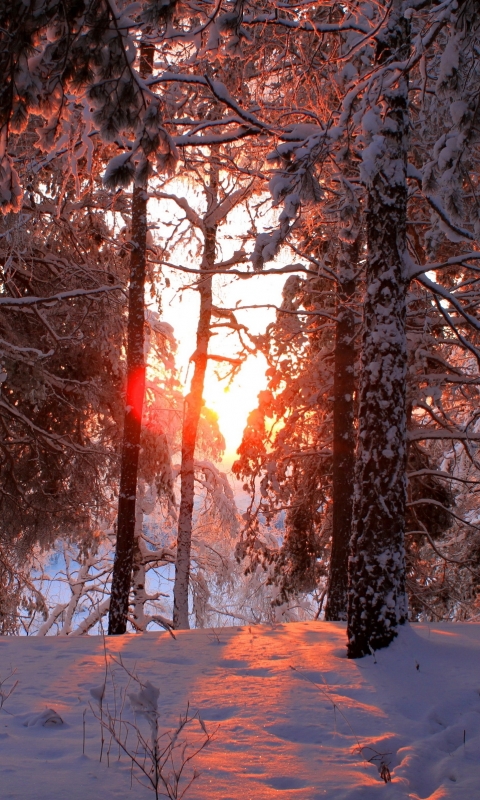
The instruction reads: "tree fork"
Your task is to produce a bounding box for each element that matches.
[108,43,154,636]
[347,4,410,657]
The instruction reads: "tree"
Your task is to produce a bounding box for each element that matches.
[107,42,156,635]
[231,0,480,642]
[3,0,480,645]
[172,162,219,629]
[324,234,359,621]
[169,156,256,629]
[0,0,267,633]
[346,2,411,657]
[233,266,334,614]
[0,133,127,633]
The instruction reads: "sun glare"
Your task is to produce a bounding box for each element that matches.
[203,352,269,465]
[150,188,290,467]
[160,271,285,468]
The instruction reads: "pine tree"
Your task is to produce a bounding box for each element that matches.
[108,42,154,635]
[0,134,127,633]
[346,2,411,657]
[325,236,359,621]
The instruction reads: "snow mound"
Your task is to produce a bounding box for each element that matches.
[23,708,64,728]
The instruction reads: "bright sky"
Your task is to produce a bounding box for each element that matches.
[150,185,293,468]
[161,271,285,466]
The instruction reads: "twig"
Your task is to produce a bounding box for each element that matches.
[0,670,18,716]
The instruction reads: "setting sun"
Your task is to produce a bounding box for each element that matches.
[161,271,285,467]
[203,351,269,465]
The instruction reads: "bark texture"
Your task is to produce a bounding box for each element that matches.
[347,7,410,657]
[173,182,217,629]
[108,45,153,636]
[325,240,357,621]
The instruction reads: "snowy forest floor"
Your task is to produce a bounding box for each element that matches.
[1,622,479,800]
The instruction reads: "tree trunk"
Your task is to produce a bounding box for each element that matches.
[108,45,154,636]
[347,6,410,657]
[325,239,357,621]
[132,479,147,632]
[173,216,217,630]
[108,185,148,634]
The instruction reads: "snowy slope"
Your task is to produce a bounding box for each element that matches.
[1,622,480,800]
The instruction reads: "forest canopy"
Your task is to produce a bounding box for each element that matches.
[1,0,480,657]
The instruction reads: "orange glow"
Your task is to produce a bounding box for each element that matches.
[126,367,146,420]
[203,353,269,465]
[160,268,286,468]
[182,623,391,798]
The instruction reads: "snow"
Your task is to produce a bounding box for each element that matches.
[1,622,480,799]
[360,136,385,183]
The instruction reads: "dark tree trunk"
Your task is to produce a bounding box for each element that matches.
[325,240,357,621]
[108,45,153,636]
[347,5,410,657]
[108,186,148,635]
[173,217,217,630]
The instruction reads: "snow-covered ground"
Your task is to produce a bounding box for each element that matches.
[1,622,479,799]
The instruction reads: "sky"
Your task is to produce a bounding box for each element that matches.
[161,269,285,466]
[149,185,293,468]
